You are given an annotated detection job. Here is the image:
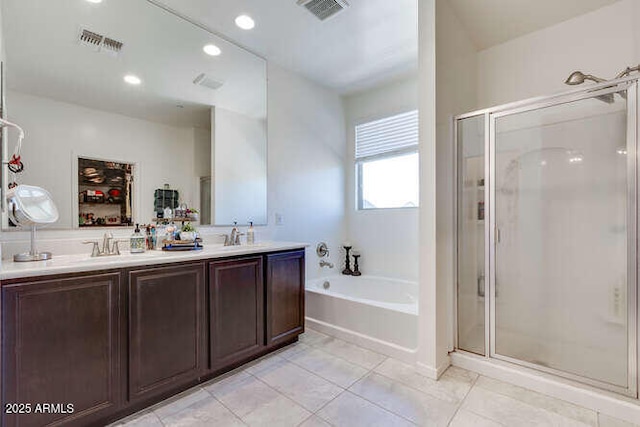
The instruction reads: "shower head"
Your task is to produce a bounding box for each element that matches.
[564,71,606,86]
[564,71,616,103]
[615,65,640,79]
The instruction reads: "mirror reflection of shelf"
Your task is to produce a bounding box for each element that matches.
[78,157,133,227]
[153,217,199,224]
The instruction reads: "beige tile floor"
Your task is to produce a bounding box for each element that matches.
[112,329,639,427]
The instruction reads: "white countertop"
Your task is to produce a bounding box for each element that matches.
[0,241,308,281]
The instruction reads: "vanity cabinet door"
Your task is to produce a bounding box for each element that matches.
[266,250,305,347]
[1,272,123,427]
[209,257,264,372]
[128,263,206,403]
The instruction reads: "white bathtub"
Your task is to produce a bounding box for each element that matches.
[305,275,418,361]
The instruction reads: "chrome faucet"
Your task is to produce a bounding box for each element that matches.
[319,260,334,268]
[83,232,124,257]
[225,222,244,246]
[102,232,113,254]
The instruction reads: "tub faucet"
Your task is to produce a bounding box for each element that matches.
[319,260,334,268]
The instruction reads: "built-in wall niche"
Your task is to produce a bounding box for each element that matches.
[78,158,134,227]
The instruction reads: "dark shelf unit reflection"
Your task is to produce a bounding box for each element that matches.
[78,157,133,227]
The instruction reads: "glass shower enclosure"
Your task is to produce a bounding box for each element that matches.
[456,77,638,396]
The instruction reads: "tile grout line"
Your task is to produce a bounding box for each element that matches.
[313,356,425,426]
[343,388,419,426]
[370,366,465,406]
[459,378,595,427]
[244,365,332,420]
[446,373,481,427]
[303,331,389,369]
[201,385,250,426]
[472,377,599,426]
[257,339,377,391]
[304,351,388,425]
[339,354,429,426]
[283,350,376,390]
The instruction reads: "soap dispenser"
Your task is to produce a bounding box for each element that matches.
[130,223,146,253]
[247,221,255,245]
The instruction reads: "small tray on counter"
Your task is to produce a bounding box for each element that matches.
[162,239,203,251]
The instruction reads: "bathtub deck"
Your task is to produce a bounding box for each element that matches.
[111,328,636,427]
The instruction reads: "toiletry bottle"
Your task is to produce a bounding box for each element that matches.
[151,226,157,250]
[163,206,173,220]
[247,221,255,245]
[130,224,146,253]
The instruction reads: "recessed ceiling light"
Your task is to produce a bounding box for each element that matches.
[86,0,103,3]
[203,44,222,56]
[235,15,255,30]
[124,74,141,85]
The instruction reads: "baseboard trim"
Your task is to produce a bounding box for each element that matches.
[450,351,640,424]
[415,358,451,380]
[305,317,417,364]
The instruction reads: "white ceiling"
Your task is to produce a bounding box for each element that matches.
[448,0,621,51]
[153,0,419,94]
[3,0,267,129]
[3,0,619,128]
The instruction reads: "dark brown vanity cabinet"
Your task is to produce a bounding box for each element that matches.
[128,263,207,403]
[266,250,305,347]
[209,257,264,372]
[0,248,305,426]
[1,272,123,427]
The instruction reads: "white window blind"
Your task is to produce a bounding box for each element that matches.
[355,110,419,161]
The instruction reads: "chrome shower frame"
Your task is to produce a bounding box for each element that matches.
[453,75,639,398]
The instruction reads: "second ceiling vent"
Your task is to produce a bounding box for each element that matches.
[297,0,349,21]
[78,27,124,57]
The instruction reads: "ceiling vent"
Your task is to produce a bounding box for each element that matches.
[78,27,124,56]
[193,73,224,90]
[297,0,349,21]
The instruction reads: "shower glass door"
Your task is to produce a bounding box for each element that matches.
[491,82,637,393]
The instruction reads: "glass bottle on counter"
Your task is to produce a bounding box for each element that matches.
[130,224,146,253]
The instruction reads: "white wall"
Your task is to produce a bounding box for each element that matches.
[477,0,640,109]
[193,126,211,178]
[435,0,479,362]
[5,90,196,229]
[418,0,479,377]
[418,0,439,375]
[343,76,419,281]
[192,126,211,224]
[265,63,347,279]
[212,107,267,226]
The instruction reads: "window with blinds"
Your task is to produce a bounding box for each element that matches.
[355,110,419,161]
[355,110,419,210]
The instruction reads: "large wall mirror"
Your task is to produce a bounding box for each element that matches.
[1,0,267,229]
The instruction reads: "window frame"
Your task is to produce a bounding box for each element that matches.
[355,118,419,211]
